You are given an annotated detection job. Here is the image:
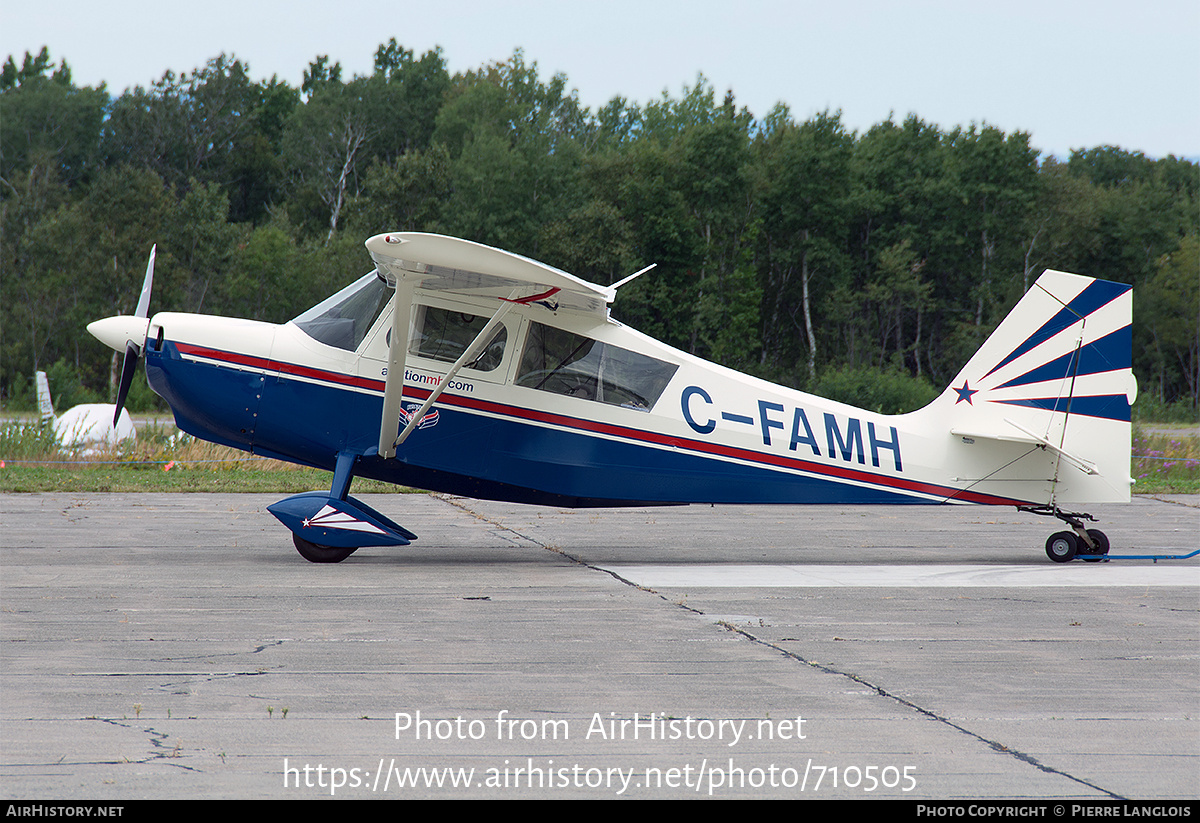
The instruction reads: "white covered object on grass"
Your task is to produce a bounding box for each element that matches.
[54,404,136,448]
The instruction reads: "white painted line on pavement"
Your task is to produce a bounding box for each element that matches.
[602,563,1200,588]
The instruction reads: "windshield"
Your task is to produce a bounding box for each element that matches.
[292,272,391,351]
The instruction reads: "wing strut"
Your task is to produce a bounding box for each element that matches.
[377,281,414,459]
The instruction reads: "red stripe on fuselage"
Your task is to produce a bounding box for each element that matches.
[175,342,384,392]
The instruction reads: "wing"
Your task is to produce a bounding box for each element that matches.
[369,232,617,458]
[365,232,614,317]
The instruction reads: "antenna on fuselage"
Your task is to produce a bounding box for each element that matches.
[610,263,657,292]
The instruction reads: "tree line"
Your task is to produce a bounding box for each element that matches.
[2,43,1196,415]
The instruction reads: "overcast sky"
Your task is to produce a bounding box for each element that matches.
[3,0,1197,160]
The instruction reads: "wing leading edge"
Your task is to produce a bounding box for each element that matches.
[365,232,614,317]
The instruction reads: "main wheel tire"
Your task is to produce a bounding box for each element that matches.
[1045,531,1079,563]
[1081,529,1110,562]
[293,533,357,563]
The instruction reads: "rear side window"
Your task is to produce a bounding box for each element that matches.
[410,305,507,372]
[516,322,677,411]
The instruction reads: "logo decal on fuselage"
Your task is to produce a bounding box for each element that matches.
[379,367,476,394]
[400,402,440,430]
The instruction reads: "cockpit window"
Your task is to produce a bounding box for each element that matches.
[516,322,677,411]
[410,305,507,372]
[292,272,391,352]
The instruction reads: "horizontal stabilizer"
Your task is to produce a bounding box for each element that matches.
[950,419,1098,475]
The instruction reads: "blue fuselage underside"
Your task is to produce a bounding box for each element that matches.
[147,341,932,508]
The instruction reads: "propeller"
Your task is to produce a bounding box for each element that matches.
[110,245,156,426]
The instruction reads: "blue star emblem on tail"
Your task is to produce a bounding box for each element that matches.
[954,380,978,405]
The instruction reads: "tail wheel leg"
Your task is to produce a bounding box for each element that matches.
[1020,504,1110,564]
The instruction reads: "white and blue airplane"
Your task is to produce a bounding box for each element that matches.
[87,233,1135,563]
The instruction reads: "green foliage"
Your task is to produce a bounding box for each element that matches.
[1,41,1196,413]
[43,359,102,409]
[349,144,452,235]
[103,54,264,193]
[1135,233,1199,405]
[1068,146,1155,188]
[0,48,108,185]
[1131,426,1200,494]
[808,364,939,415]
[1132,394,1199,424]
[218,222,301,321]
[0,418,426,493]
[430,50,588,254]
[0,420,58,460]
[2,373,34,410]
[537,199,636,284]
[166,180,243,311]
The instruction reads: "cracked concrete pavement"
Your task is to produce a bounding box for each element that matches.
[1,492,1196,799]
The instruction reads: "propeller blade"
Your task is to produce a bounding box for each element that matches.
[135,245,155,318]
[111,245,157,426]
[113,342,139,427]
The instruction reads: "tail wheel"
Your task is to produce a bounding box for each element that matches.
[1045,531,1078,563]
[293,534,357,563]
[1081,529,1110,562]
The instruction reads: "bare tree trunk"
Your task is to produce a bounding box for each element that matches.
[913,307,923,377]
[976,225,994,326]
[110,351,121,403]
[324,118,368,244]
[800,237,816,381]
[1023,223,1044,292]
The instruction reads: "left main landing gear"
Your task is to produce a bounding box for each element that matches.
[267,451,418,564]
[1021,505,1109,564]
[293,534,358,564]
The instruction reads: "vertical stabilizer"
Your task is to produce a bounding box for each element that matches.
[925,270,1135,505]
